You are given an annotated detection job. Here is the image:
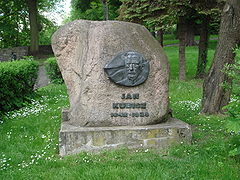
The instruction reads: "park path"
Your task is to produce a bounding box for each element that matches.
[34,64,50,89]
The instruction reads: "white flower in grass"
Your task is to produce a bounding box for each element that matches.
[41,134,46,139]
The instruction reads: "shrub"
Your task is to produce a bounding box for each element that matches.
[224,48,240,157]
[0,58,38,115]
[45,57,63,84]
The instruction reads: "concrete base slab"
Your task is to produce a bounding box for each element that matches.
[59,118,192,156]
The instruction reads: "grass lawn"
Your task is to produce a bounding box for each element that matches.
[0,38,239,179]
[163,34,218,46]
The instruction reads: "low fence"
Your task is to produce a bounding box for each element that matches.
[0,45,53,62]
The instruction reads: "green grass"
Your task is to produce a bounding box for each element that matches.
[163,34,218,46]
[164,45,215,80]
[163,34,217,81]
[0,38,239,179]
[163,34,179,45]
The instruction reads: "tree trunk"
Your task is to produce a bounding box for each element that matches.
[196,16,210,79]
[26,0,39,55]
[177,19,196,46]
[156,30,163,47]
[102,0,109,20]
[185,20,196,46]
[201,0,240,114]
[178,16,187,80]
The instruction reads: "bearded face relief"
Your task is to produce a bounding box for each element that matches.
[124,52,143,82]
[104,51,150,87]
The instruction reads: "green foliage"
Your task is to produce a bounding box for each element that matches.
[0,58,38,115]
[119,0,223,33]
[0,0,29,48]
[44,57,63,84]
[119,0,172,32]
[223,48,240,157]
[39,16,59,45]
[71,0,104,20]
[208,8,221,34]
[0,0,61,48]
[70,0,122,21]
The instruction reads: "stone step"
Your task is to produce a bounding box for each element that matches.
[59,118,192,156]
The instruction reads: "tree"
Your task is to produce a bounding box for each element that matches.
[175,1,223,80]
[0,0,29,48]
[70,0,121,21]
[101,0,109,20]
[192,1,224,78]
[196,15,210,78]
[178,16,187,80]
[118,0,222,80]
[26,0,62,54]
[0,0,61,51]
[118,0,173,43]
[201,0,240,114]
[26,0,39,55]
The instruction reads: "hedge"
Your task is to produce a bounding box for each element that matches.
[0,58,38,114]
[44,57,63,84]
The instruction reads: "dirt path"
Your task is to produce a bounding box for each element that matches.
[34,64,50,89]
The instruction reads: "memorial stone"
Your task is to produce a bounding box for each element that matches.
[52,20,192,156]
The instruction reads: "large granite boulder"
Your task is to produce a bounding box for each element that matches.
[52,20,170,127]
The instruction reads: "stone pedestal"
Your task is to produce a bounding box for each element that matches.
[59,118,192,156]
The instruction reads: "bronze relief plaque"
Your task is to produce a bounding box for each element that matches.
[104,51,150,87]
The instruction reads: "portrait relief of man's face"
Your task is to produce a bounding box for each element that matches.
[104,51,150,87]
[124,53,143,82]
